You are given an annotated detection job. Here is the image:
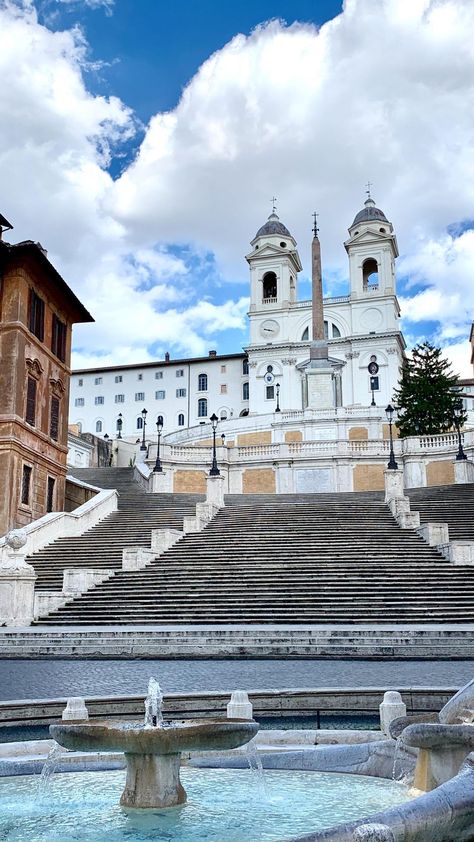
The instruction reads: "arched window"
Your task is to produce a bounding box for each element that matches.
[220,411,227,420]
[332,323,341,338]
[242,358,249,375]
[178,413,185,426]
[137,416,143,429]
[302,326,309,341]
[262,271,277,300]
[198,373,208,391]
[243,382,249,400]
[95,420,102,433]
[198,398,207,418]
[240,408,249,417]
[362,258,379,289]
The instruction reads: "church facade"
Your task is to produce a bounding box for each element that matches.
[69,195,405,438]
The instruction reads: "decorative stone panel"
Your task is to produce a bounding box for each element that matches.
[353,464,385,492]
[242,468,276,494]
[348,427,369,441]
[284,430,303,443]
[382,423,399,440]
[426,460,455,487]
[173,470,207,493]
[237,431,272,446]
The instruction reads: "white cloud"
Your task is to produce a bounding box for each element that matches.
[1,0,474,374]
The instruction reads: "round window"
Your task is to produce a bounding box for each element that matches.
[280,241,286,248]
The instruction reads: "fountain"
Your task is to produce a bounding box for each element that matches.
[50,678,258,808]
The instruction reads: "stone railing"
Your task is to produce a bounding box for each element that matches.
[401,430,472,454]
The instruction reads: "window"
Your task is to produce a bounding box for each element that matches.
[243,382,249,400]
[135,392,145,401]
[94,377,102,385]
[155,390,165,400]
[220,365,226,374]
[138,373,143,380]
[21,465,32,506]
[26,376,37,425]
[220,384,227,394]
[96,420,102,433]
[370,376,380,392]
[362,258,379,289]
[78,378,83,387]
[242,359,249,375]
[51,314,67,362]
[176,369,184,377]
[46,477,55,513]
[115,375,122,383]
[75,397,85,407]
[115,394,125,403]
[333,324,341,338]
[302,327,309,341]
[198,373,208,391]
[266,385,275,400]
[95,396,104,405]
[220,411,228,420]
[28,289,45,341]
[76,422,82,434]
[155,371,163,379]
[262,271,277,300]
[50,397,60,441]
[178,413,185,426]
[176,388,187,398]
[198,398,207,417]
[137,417,143,429]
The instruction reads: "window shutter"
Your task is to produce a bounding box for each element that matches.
[26,377,36,425]
[50,397,60,440]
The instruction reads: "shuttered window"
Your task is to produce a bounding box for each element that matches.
[46,477,55,513]
[21,465,32,505]
[28,289,45,341]
[25,377,36,426]
[51,314,66,362]
[50,397,60,441]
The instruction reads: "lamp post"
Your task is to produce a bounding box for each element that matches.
[385,404,398,470]
[154,415,164,472]
[275,382,281,413]
[453,402,467,461]
[140,408,148,451]
[116,413,123,439]
[209,413,220,476]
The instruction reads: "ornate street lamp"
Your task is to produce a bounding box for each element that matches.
[209,413,220,476]
[116,413,123,439]
[275,382,281,413]
[154,415,164,472]
[385,404,398,470]
[453,402,467,461]
[140,408,148,451]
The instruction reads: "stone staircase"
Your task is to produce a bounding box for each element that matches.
[407,483,474,540]
[33,480,474,625]
[29,468,203,591]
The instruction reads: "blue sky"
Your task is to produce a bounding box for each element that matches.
[0,0,473,375]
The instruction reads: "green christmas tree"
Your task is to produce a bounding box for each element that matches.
[393,342,466,437]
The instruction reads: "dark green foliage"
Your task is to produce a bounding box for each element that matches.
[393,342,466,437]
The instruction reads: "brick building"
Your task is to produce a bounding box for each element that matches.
[0,213,93,536]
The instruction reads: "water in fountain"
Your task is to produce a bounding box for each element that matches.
[391,736,414,788]
[245,737,268,799]
[144,677,163,728]
[36,741,63,800]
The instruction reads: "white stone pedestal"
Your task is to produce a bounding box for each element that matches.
[379,691,406,737]
[206,474,225,508]
[227,690,253,720]
[0,565,36,626]
[150,471,173,493]
[305,366,334,410]
[384,469,404,502]
[454,459,474,484]
[62,697,89,721]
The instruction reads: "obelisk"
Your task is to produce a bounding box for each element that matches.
[306,214,335,409]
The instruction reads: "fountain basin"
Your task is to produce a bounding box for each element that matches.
[401,722,474,791]
[50,718,258,808]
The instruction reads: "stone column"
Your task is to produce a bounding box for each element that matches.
[150,471,173,493]
[454,459,474,484]
[0,530,36,627]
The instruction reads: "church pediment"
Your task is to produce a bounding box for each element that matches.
[344,229,393,246]
[245,243,303,271]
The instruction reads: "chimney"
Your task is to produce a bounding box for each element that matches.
[164,352,170,362]
[209,350,217,358]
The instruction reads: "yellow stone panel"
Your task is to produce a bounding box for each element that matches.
[242,468,276,494]
[348,427,368,441]
[383,423,400,439]
[237,431,272,446]
[353,464,385,492]
[426,460,455,487]
[173,470,207,493]
[284,430,303,443]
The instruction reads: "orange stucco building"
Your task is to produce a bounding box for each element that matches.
[0,213,93,536]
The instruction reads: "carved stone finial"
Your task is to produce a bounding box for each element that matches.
[5,529,27,551]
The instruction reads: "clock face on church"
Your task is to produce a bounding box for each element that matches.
[260,319,280,339]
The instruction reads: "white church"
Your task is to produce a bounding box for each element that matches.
[70,193,405,438]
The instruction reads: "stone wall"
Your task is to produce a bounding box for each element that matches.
[284,430,303,443]
[64,479,98,513]
[348,427,368,441]
[237,431,272,446]
[426,460,455,486]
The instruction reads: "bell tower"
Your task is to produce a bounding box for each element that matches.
[246,210,302,345]
[344,193,398,299]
